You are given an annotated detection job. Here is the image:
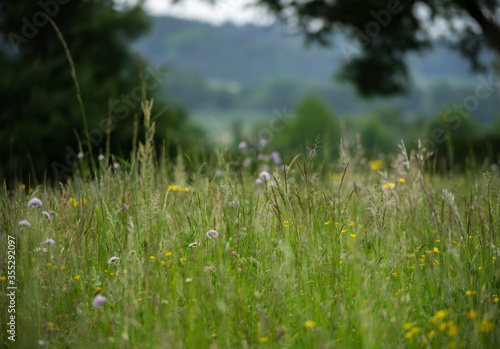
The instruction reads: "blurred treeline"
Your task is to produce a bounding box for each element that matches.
[246,96,500,172]
[0,1,203,183]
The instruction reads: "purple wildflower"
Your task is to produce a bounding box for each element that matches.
[123,203,128,213]
[255,178,263,184]
[77,152,84,159]
[93,295,107,307]
[271,151,282,164]
[259,171,271,180]
[259,138,268,148]
[107,256,119,264]
[238,141,248,150]
[267,181,277,188]
[242,157,252,168]
[42,211,51,219]
[43,239,55,245]
[28,197,43,208]
[18,219,31,227]
[98,154,105,161]
[206,229,219,239]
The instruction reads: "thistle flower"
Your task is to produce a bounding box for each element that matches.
[43,239,55,245]
[259,171,271,180]
[28,197,43,208]
[18,219,31,227]
[238,141,248,150]
[42,211,51,220]
[206,229,219,239]
[92,295,107,307]
[107,256,119,264]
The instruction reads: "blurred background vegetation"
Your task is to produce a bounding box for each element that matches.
[1,0,500,183]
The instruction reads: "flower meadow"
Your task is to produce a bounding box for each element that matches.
[1,141,499,348]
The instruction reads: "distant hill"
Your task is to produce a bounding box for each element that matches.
[132,16,499,124]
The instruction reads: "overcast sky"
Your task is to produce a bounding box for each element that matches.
[143,0,271,25]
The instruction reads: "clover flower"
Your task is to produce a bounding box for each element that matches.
[18,219,31,227]
[28,197,43,208]
[43,239,55,245]
[206,229,219,239]
[107,256,119,264]
[92,295,107,307]
[42,211,51,219]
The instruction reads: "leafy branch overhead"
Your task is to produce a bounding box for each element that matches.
[248,0,500,96]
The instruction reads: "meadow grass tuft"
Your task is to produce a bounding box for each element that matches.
[0,140,499,348]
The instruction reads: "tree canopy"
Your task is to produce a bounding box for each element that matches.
[250,0,500,96]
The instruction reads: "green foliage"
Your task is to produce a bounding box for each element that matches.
[274,96,340,155]
[0,1,200,182]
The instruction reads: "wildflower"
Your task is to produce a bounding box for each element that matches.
[183,187,189,192]
[93,295,107,307]
[98,154,105,161]
[478,318,493,332]
[188,242,198,247]
[206,229,219,239]
[383,183,396,189]
[28,197,43,208]
[494,296,499,303]
[231,251,239,257]
[150,256,156,260]
[20,184,26,190]
[74,275,80,280]
[180,257,187,261]
[107,256,120,264]
[466,290,475,296]
[428,330,435,339]
[271,151,282,164]
[165,252,172,257]
[242,157,252,168]
[467,310,477,319]
[430,309,451,324]
[259,337,269,343]
[350,234,356,238]
[434,247,439,253]
[446,322,458,337]
[238,141,248,150]
[113,163,119,169]
[123,203,128,213]
[77,152,84,159]
[399,178,405,183]
[267,181,277,188]
[259,171,271,180]
[18,219,31,227]
[61,266,66,270]
[96,286,102,293]
[325,221,330,225]
[0,276,6,281]
[403,323,413,331]
[185,278,192,282]
[405,326,421,339]
[368,159,384,171]
[255,178,263,184]
[42,211,51,219]
[69,198,78,207]
[43,239,55,245]
[259,138,268,148]
[304,320,316,328]
[349,221,355,226]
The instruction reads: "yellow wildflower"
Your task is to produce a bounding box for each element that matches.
[304,320,316,328]
[259,337,269,343]
[478,318,493,332]
[383,183,396,189]
[467,310,477,319]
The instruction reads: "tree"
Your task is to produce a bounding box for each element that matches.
[249,0,500,96]
[0,0,193,182]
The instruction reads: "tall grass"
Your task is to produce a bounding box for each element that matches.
[1,137,498,348]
